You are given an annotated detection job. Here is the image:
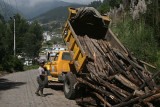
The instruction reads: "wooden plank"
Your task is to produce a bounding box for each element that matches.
[91,92,112,107]
[77,78,121,103]
[115,74,138,90]
[68,21,86,55]
[113,91,160,107]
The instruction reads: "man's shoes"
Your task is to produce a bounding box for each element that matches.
[35,92,40,96]
[41,94,45,97]
[40,90,45,97]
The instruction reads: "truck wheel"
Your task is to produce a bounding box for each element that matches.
[64,72,76,99]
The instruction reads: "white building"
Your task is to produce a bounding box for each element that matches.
[43,31,51,41]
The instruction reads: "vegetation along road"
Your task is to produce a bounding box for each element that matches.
[0,70,79,107]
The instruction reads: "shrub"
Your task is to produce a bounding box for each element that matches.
[13,57,24,71]
[1,55,23,72]
[111,16,159,66]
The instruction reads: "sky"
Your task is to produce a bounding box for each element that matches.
[6,0,100,6]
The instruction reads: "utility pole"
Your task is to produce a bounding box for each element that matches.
[14,16,16,56]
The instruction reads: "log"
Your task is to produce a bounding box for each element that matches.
[143,92,160,102]
[88,60,131,98]
[75,34,160,106]
[113,91,160,107]
[77,78,121,102]
[91,92,112,107]
[139,60,156,69]
[115,74,138,90]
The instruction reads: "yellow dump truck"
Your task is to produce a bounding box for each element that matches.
[44,51,75,83]
[62,7,112,99]
[61,7,160,107]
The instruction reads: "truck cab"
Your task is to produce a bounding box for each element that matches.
[44,51,74,82]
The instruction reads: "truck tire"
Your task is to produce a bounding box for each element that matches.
[64,72,76,99]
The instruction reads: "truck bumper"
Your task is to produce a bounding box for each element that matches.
[48,76,58,82]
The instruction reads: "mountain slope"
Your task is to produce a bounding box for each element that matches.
[35,4,85,24]
[9,0,73,19]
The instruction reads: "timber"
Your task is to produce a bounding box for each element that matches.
[62,7,160,107]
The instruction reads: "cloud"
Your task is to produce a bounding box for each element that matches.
[61,0,96,4]
[6,0,98,7]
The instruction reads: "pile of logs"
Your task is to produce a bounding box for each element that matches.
[76,34,160,107]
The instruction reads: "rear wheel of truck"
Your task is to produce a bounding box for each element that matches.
[64,72,76,99]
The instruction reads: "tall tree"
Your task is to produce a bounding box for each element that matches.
[89,0,102,9]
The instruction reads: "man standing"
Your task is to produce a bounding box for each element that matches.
[35,60,47,97]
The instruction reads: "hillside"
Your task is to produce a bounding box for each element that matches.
[2,0,74,19]
[35,4,85,24]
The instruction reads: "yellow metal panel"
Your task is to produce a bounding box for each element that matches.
[78,54,87,71]
[65,30,71,42]
[77,53,83,64]
[73,48,80,60]
[73,43,78,54]
[69,39,75,50]
[62,22,68,34]
[102,16,110,21]
[48,76,58,82]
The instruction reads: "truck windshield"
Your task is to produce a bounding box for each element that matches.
[62,52,72,61]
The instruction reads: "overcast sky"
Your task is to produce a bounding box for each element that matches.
[7,0,101,6]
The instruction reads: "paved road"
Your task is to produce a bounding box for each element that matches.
[0,70,79,107]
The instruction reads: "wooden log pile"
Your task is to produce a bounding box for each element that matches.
[76,35,160,107]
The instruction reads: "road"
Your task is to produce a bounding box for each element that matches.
[0,69,79,107]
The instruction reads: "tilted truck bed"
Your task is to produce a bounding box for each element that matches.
[62,7,111,73]
[62,21,87,73]
[62,7,160,107]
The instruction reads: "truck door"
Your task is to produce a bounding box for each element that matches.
[51,53,59,74]
[58,52,72,73]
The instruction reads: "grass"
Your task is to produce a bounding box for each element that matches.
[111,16,160,68]
[24,65,39,71]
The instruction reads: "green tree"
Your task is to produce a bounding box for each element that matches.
[109,0,121,8]
[98,3,111,14]
[23,33,41,58]
[0,13,43,71]
[89,0,102,9]
[9,14,29,54]
[29,20,43,42]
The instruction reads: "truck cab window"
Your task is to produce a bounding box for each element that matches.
[54,53,59,61]
[62,52,72,61]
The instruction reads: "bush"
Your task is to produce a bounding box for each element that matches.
[13,57,24,71]
[1,55,24,72]
[24,65,39,71]
[111,16,159,67]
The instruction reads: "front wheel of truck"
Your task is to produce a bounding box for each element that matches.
[64,72,76,99]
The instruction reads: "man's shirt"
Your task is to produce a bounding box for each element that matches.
[37,66,46,77]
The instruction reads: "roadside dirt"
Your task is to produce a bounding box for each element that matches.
[0,69,79,107]
[0,71,10,77]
